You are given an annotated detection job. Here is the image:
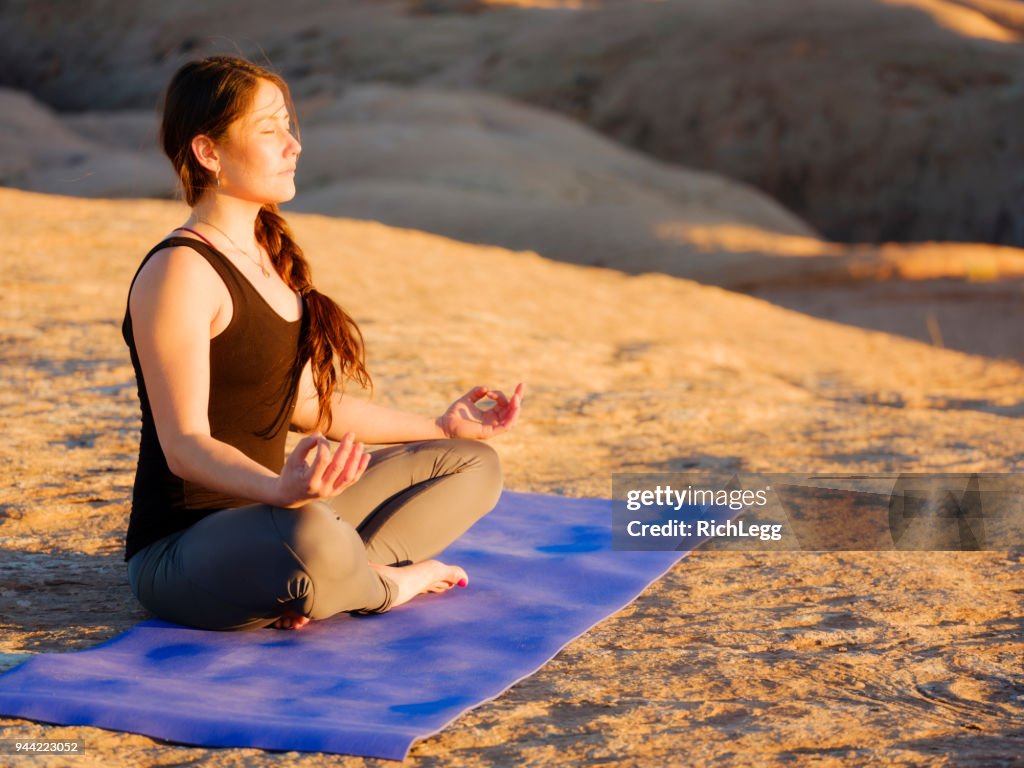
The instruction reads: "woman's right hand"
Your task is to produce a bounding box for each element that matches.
[274,431,369,508]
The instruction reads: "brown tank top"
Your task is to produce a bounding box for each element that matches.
[122,237,304,561]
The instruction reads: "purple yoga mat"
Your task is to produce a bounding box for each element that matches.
[0,492,705,759]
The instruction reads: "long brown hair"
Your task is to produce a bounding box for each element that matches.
[160,55,370,431]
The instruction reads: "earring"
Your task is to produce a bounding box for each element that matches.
[215,170,221,188]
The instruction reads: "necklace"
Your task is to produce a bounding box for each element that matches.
[197,218,270,277]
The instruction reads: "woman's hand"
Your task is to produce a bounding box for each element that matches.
[437,383,525,440]
[274,431,369,508]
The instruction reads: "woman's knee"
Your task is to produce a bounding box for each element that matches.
[418,439,504,525]
[452,438,504,505]
[437,438,503,484]
[272,502,393,618]
[272,502,367,582]
[452,437,502,469]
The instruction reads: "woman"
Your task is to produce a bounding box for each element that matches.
[123,55,524,631]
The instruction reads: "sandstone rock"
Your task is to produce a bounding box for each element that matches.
[2,0,1022,245]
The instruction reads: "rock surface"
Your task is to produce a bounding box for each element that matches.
[4,80,1024,363]
[2,0,1024,245]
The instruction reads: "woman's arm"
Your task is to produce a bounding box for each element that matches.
[290,362,444,443]
[291,361,525,443]
[130,247,367,508]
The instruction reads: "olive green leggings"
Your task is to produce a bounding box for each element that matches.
[127,439,502,631]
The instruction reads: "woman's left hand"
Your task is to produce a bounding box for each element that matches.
[437,383,525,440]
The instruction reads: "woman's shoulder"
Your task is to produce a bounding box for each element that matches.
[130,237,230,311]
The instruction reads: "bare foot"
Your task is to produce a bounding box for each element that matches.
[272,611,311,630]
[369,560,469,609]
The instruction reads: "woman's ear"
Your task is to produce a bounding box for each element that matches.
[190,134,220,175]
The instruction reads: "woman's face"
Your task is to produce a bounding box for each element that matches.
[216,78,301,205]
